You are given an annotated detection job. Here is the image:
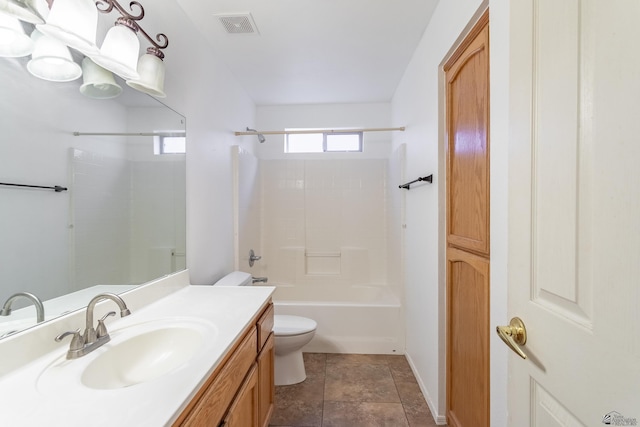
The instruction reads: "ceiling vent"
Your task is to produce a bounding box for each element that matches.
[216,13,259,35]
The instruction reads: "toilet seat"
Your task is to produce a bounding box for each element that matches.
[274,315,317,337]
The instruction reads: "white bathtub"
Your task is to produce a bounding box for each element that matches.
[269,284,404,355]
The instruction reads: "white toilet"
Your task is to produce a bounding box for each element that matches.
[213,271,317,386]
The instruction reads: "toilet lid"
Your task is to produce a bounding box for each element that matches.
[274,315,317,336]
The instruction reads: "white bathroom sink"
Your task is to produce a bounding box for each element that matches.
[82,325,205,389]
[37,318,217,392]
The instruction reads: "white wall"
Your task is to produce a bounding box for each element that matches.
[391,0,494,422]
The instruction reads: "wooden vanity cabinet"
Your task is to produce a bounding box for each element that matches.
[174,301,275,427]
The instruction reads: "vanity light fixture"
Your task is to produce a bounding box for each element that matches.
[36,0,100,56]
[0,13,34,57]
[91,16,140,80]
[80,56,122,99]
[93,0,168,96]
[27,29,82,82]
[0,0,169,96]
[126,46,165,97]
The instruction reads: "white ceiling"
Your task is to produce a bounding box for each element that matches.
[176,0,439,106]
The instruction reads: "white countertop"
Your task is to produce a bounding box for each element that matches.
[0,283,275,426]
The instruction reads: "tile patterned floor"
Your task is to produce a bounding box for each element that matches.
[270,353,444,427]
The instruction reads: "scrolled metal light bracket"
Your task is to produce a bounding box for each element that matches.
[95,0,169,58]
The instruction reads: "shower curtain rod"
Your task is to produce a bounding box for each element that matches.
[234,126,405,136]
[72,131,186,137]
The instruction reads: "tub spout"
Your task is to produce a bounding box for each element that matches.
[252,276,268,284]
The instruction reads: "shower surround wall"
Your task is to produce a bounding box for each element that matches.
[256,157,404,354]
[233,145,405,353]
[233,146,261,272]
[70,149,131,292]
[261,159,388,288]
[237,103,405,353]
[70,148,186,292]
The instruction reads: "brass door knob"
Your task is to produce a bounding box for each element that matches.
[496,317,527,359]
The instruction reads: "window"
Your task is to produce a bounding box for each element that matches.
[285,129,363,153]
[154,132,186,154]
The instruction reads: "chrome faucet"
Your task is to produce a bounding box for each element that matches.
[252,276,268,284]
[55,292,131,359]
[0,292,45,323]
[84,293,130,344]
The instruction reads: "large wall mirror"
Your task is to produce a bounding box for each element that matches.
[0,55,186,339]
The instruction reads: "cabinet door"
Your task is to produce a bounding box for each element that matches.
[257,333,275,427]
[446,247,489,427]
[223,364,259,427]
[445,21,490,256]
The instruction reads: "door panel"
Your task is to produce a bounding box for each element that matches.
[532,381,585,427]
[446,22,490,256]
[447,248,490,427]
[507,0,640,425]
[530,0,592,326]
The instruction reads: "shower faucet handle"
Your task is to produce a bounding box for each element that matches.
[249,249,262,267]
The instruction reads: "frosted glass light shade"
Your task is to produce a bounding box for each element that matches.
[36,0,99,56]
[126,52,166,98]
[91,24,140,81]
[0,13,33,57]
[27,29,82,82]
[0,0,44,24]
[80,57,122,99]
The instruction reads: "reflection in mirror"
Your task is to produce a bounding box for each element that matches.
[0,55,186,339]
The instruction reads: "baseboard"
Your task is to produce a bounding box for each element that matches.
[404,353,448,425]
[303,334,402,355]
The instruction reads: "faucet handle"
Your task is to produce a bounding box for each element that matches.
[96,311,116,339]
[55,329,84,351]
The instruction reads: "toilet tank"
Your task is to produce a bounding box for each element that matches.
[213,271,253,286]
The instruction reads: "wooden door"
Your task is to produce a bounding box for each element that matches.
[444,11,490,427]
[506,0,640,425]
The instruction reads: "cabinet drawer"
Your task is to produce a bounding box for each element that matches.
[256,303,274,351]
[179,328,258,426]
